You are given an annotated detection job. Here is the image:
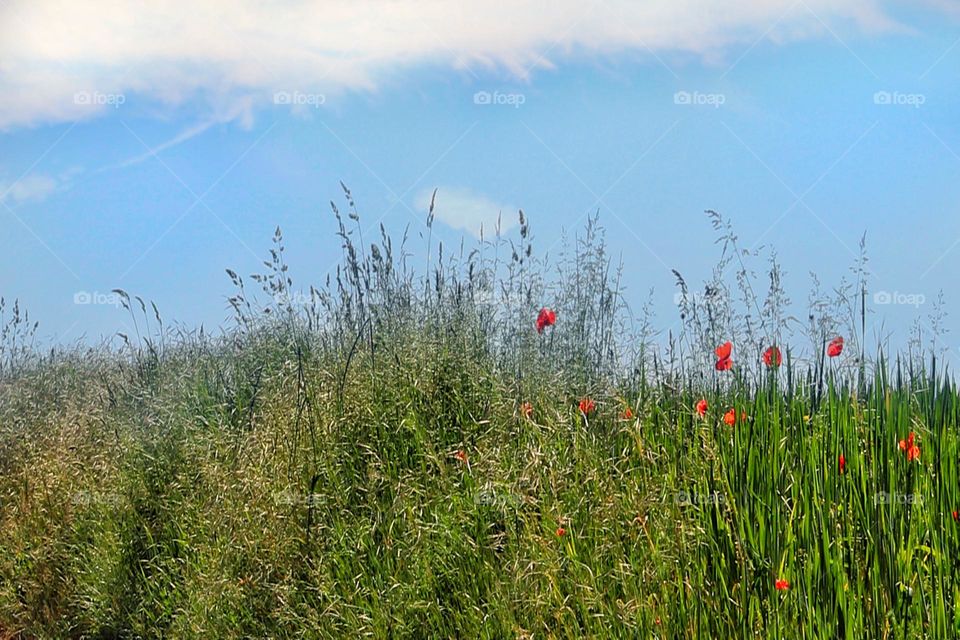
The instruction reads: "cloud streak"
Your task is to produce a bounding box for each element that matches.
[0,0,939,128]
[99,97,255,171]
[417,187,517,239]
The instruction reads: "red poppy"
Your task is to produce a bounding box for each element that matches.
[696,399,708,418]
[521,402,534,419]
[579,397,595,415]
[715,341,732,359]
[715,341,733,371]
[536,307,557,334]
[620,407,634,420]
[556,526,566,537]
[723,408,737,426]
[838,454,846,475]
[898,432,913,451]
[953,511,958,522]
[763,346,782,367]
[775,579,790,591]
[454,450,468,463]
[827,336,844,358]
[899,432,920,462]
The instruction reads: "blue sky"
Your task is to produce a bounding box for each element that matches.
[0,1,958,352]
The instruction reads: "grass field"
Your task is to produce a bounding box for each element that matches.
[0,200,957,638]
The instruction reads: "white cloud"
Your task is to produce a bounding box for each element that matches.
[416,187,518,239]
[0,0,937,129]
[0,174,58,205]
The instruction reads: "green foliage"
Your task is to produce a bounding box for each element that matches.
[0,200,956,638]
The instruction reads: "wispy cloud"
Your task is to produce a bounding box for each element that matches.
[0,174,58,205]
[109,120,220,170]
[416,187,518,239]
[100,98,255,171]
[0,0,943,129]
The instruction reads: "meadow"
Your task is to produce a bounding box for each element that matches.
[0,193,957,639]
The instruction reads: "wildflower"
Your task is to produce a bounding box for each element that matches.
[454,450,468,463]
[715,341,732,359]
[579,397,595,416]
[775,579,790,591]
[696,399,708,418]
[723,408,737,426]
[827,336,844,358]
[521,402,534,419]
[952,510,958,522]
[536,307,557,334]
[556,526,566,537]
[839,454,846,474]
[898,432,913,451]
[899,432,920,462]
[763,346,782,367]
[715,341,733,371]
[620,407,634,420]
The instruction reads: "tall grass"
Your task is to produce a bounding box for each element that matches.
[0,189,956,638]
